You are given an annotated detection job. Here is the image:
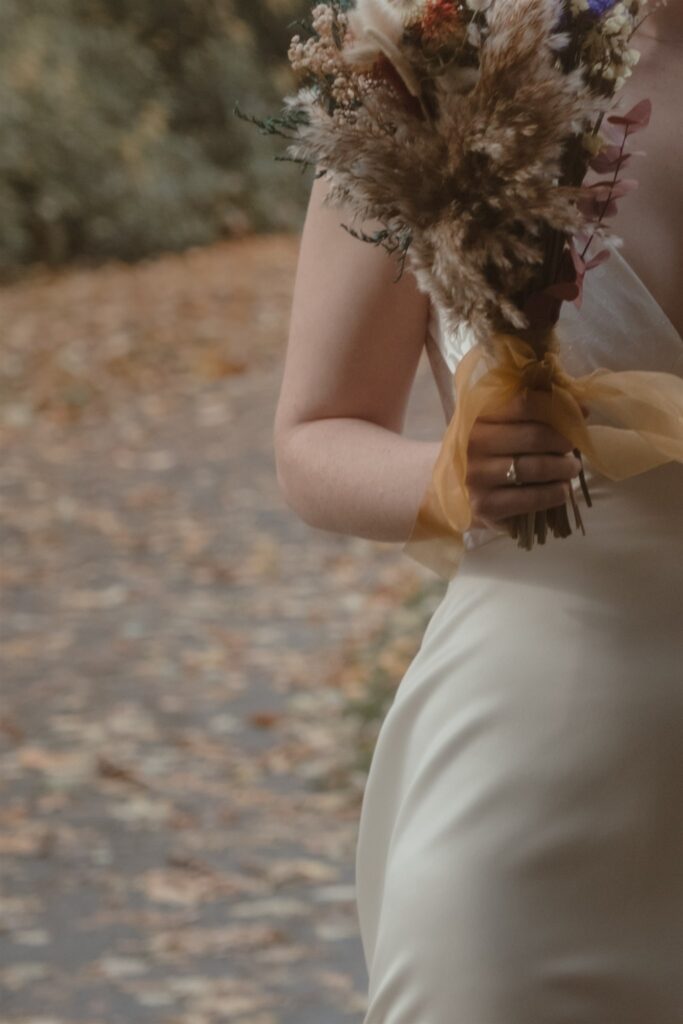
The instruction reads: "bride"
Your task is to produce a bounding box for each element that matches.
[273,3,683,1021]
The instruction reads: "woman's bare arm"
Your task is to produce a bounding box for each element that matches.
[274,176,582,544]
[273,175,440,543]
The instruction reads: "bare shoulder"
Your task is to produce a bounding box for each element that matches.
[273,175,430,444]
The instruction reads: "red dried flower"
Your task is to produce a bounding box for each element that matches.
[419,0,462,46]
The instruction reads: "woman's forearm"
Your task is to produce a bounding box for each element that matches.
[274,417,441,543]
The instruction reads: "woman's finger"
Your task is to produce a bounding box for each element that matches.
[470,419,575,456]
[478,390,591,423]
[466,452,581,489]
[471,480,572,524]
[477,389,554,424]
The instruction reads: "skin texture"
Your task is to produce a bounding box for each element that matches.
[273,20,680,542]
[615,2,683,339]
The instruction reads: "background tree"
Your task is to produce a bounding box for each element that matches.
[0,0,311,273]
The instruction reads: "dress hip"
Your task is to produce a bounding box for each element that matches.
[354,462,683,1023]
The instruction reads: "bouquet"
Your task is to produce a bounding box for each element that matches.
[238,0,683,580]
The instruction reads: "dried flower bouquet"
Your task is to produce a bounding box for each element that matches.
[238,0,683,580]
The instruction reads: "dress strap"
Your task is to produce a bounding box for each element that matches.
[425,319,456,424]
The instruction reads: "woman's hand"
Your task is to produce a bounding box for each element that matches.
[466,390,586,532]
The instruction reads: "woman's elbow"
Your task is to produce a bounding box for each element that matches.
[273,424,321,529]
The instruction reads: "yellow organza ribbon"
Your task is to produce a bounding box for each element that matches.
[403,330,683,580]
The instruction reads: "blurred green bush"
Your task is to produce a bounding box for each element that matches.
[0,0,312,272]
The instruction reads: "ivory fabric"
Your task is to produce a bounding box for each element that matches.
[354,248,683,1023]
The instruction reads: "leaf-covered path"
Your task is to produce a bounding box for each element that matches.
[0,237,445,1024]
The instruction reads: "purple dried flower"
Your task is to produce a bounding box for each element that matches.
[587,0,618,15]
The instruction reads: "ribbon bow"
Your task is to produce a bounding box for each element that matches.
[403,331,683,580]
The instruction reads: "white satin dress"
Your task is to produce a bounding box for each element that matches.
[354,246,683,1023]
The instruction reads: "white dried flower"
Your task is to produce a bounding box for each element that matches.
[344,0,424,100]
[345,0,405,56]
[466,21,483,47]
[386,0,429,19]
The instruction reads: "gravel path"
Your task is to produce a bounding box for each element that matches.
[0,294,445,1024]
